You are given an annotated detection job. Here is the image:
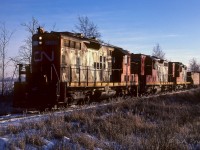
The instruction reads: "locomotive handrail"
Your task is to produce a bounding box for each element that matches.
[16,64,31,82]
[52,64,60,82]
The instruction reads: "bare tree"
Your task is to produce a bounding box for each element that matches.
[152,43,165,59]
[12,17,57,65]
[189,58,200,72]
[17,17,41,64]
[51,23,58,31]
[74,16,101,39]
[0,22,14,96]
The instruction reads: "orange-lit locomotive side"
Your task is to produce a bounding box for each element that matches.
[14,28,138,108]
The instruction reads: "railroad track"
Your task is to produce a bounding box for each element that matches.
[0,88,196,126]
[0,104,92,127]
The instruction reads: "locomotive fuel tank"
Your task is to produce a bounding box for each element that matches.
[92,87,116,100]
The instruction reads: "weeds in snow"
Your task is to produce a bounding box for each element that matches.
[0,88,200,149]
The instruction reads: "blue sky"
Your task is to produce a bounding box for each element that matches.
[1,0,200,66]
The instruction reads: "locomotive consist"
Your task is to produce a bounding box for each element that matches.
[13,28,200,108]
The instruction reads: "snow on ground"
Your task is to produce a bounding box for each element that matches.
[0,102,112,149]
[0,138,8,149]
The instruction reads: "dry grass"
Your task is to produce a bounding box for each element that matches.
[1,88,200,149]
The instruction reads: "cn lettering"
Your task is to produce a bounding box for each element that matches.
[34,51,54,62]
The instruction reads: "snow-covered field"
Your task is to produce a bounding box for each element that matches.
[0,103,113,149]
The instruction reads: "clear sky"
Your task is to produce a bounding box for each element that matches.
[1,0,200,67]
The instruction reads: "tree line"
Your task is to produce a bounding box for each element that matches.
[0,17,200,97]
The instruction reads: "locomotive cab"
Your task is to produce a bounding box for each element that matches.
[14,28,61,108]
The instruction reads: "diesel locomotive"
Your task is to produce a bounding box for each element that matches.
[13,27,200,108]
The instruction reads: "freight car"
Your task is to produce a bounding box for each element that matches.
[13,28,137,108]
[187,72,200,88]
